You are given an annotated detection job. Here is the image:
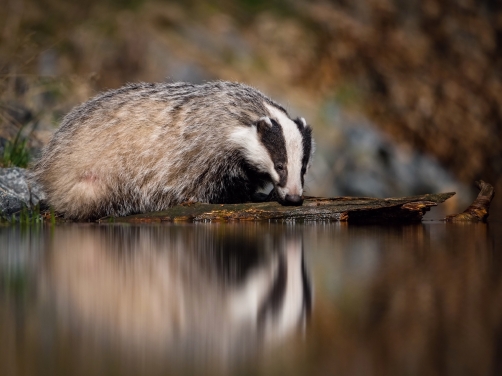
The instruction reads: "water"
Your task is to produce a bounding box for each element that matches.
[1,219,501,376]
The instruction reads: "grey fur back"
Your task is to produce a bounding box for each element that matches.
[32,81,293,219]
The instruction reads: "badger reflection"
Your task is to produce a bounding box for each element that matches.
[44,225,311,364]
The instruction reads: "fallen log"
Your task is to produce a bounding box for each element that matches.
[110,192,455,224]
[445,180,495,222]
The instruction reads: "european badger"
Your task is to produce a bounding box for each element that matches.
[32,81,313,219]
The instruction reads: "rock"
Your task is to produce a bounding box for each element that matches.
[0,168,46,218]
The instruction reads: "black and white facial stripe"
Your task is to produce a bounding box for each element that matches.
[230,102,313,206]
[263,103,312,205]
[256,117,288,188]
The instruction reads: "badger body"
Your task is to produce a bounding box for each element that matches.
[32,81,313,219]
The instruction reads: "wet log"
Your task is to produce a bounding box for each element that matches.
[111,192,455,224]
[445,180,495,222]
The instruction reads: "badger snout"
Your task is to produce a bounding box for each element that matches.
[282,194,304,206]
[267,188,304,206]
[275,186,304,206]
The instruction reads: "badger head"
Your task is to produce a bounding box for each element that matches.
[230,103,313,206]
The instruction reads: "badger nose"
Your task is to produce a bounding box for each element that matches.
[283,194,304,206]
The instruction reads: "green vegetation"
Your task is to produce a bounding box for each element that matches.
[50,207,56,225]
[1,132,31,168]
[0,204,58,225]
[18,205,42,224]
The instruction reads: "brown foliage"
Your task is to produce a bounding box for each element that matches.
[301,0,502,187]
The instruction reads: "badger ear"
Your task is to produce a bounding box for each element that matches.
[295,117,307,129]
[255,117,273,133]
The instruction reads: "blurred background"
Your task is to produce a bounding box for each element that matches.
[1,0,501,209]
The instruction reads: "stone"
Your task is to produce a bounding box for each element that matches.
[0,167,46,217]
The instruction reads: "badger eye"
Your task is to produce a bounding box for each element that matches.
[275,163,285,171]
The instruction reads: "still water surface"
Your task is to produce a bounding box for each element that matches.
[1,218,501,376]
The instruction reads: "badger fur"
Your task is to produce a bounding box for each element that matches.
[32,81,313,220]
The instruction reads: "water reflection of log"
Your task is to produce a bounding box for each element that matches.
[42,225,311,370]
